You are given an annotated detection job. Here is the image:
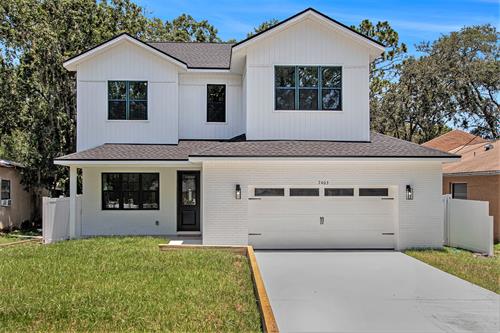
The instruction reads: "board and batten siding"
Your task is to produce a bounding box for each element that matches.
[202,160,444,250]
[80,166,200,236]
[178,74,244,139]
[244,18,371,141]
[76,41,179,151]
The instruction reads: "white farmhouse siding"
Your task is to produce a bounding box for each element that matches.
[178,74,244,139]
[244,18,371,141]
[76,41,180,151]
[80,166,200,236]
[202,160,443,249]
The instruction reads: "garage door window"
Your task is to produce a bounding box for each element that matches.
[254,188,284,196]
[289,188,319,196]
[359,188,389,197]
[325,188,354,196]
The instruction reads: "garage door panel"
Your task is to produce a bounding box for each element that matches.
[250,231,394,249]
[248,185,396,249]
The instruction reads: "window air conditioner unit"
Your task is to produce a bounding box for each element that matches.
[1,199,11,207]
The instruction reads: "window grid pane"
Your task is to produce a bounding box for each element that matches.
[254,188,285,197]
[359,188,389,197]
[290,188,319,196]
[1,180,11,200]
[108,81,147,120]
[102,173,159,210]
[275,66,342,111]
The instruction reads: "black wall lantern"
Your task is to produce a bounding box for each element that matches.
[235,184,241,200]
[406,185,414,200]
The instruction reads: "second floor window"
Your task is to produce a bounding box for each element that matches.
[108,81,148,120]
[275,66,342,111]
[207,84,226,122]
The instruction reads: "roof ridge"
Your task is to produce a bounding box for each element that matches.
[146,41,234,45]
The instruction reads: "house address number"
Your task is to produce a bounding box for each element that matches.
[318,180,329,185]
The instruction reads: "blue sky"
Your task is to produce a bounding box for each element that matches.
[136,0,499,54]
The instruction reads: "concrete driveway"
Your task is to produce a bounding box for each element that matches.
[255,251,499,333]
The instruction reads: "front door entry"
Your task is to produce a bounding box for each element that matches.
[177,171,200,232]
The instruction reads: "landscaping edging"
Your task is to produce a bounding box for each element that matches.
[0,238,41,248]
[159,244,279,333]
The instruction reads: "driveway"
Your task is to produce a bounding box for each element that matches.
[255,251,499,333]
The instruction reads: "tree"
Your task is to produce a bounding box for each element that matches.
[417,25,499,138]
[0,0,222,204]
[247,18,279,38]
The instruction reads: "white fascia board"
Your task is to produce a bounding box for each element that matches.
[54,160,197,167]
[188,156,460,163]
[232,10,385,55]
[63,34,188,71]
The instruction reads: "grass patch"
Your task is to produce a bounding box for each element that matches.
[0,237,261,332]
[0,235,20,244]
[405,244,500,293]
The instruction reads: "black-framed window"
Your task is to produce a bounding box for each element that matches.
[451,183,467,199]
[325,188,354,197]
[102,173,159,210]
[254,188,284,197]
[108,81,148,120]
[207,84,226,122]
[275,66,342,111]
[290,188,319,196]
[1,179,11,200]
[359,188,389,197]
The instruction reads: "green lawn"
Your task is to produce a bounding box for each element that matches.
[0,237,261,332]
[405,244,500,293]
[0,235,19,244]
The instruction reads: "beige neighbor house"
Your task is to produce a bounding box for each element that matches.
[0,159,33,230]
[422,130,500,241]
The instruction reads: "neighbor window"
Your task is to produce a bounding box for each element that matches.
[108,81,148,120]
[275,66,342,110]
[451,183,467,199]
[359,188,389,197]
[289,188,319,196]
[325,188,354,196]
[254,188,285,197]
[102,173,159,210]
[1,179,11,200]
[207,84,226,122]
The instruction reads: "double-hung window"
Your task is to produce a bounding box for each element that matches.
[275,66,342,111]
[108,81,148,120]
[1,179,11,200]
[102,173,159,210]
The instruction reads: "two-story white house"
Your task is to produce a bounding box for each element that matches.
[55,8,457,250]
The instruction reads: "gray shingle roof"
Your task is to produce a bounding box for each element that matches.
[55,133,457,161]
[190,133,458,158]
[147,42,232,69]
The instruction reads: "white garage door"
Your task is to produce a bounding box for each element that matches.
[248,186,396,249]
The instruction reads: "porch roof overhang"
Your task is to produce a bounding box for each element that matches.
[54,133,459,166]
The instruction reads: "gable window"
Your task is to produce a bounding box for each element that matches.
[1,179,11,200]
[207,84,226,122]
[108,81,147,120]
[102,173,159,210]
[451,183,467,199]
[275,66,342,111]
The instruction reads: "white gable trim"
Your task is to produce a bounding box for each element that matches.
[63,34,188,71]
[232,9,385,55]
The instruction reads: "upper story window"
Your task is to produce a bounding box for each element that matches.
[275,66,342,111]
[207,84,226,123]
[108,81,148,120]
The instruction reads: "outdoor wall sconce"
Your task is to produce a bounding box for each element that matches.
[235,184,241,200]
[406,185,414,200]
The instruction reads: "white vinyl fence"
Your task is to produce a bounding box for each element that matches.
[443,195,494,256]
[42,196,81,244]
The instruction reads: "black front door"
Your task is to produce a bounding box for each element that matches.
[177,171,200,232]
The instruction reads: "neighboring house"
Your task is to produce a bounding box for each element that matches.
[0,159,33,230]
[54,8,457,250]
[423,130,499,241]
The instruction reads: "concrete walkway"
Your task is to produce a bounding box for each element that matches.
[255,251,499,333]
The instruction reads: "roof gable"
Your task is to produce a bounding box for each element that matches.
[63,33,188,71]
[232,8,385,55]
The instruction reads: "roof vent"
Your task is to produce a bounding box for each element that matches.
[484,143,494,151]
